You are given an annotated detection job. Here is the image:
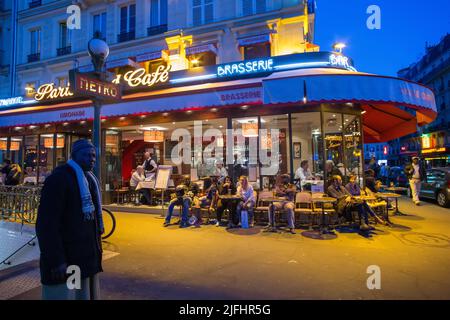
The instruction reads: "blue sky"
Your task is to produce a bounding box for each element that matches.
[314,0,450,76]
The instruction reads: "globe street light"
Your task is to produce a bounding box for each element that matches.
[87,33,109,179]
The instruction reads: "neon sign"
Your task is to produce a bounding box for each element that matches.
[112,65,171,87]
[329,54,354,70]
[0,96,24,107]
[34,84,74,101]
[217,59,274,77]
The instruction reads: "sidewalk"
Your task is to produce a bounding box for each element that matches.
[6,197,450,300]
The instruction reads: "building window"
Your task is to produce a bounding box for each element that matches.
[28,28,41,62]
[242,0,266,16]
[93,12,107,40]
[242,42,270,60]
[57,22,72,56]
[188,52,216,68]
[55,77,68,87]
[192,0,213,26]
[148,0,168,36]
[118,4,136,42]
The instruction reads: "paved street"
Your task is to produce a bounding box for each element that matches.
[6,197,450,300]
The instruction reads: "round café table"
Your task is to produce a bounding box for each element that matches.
[302,197,337,240]
[376,192,403,216]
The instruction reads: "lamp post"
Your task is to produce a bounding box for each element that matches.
[332,42,346,54]
[87,35,110,179]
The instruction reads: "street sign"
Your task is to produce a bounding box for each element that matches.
[69,70,122,101]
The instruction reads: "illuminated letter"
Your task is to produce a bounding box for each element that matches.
[66,5,81,30]
[366,265,381,289]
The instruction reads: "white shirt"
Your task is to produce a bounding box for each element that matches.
[412,163,421,179]
[237,185,255,203]
[294,167,312,185]
[130,171,146,187]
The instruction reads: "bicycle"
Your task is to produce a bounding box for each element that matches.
[102,208,116,240]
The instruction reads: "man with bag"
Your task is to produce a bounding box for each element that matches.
[404,156,427,206]
[36,139,104,300]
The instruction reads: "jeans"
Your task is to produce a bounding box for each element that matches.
[166,197,191,225]
[236,201,255,226]
[268,201,295,228]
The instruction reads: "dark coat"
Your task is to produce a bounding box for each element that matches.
[404,161,427,181]
[36,164,103,285]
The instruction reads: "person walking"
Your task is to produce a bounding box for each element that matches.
[404,156,427,206]
[36,139,104,300]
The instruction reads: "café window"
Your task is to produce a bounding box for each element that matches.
[188,52,216,68]
[242,42,271,60]
[25,81,38,97]
[55,77,68,87]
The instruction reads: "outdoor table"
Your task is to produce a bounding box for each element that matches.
[302,197,337,240]
[377,192,403,216]
[384,186,408,194]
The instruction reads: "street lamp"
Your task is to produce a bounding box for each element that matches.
[332,42,346,53]
[87,34,109,179]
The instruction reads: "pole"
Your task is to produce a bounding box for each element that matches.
[93,99,102,181]
[10,0,18,96]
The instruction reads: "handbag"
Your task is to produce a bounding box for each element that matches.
[241,209,249,229]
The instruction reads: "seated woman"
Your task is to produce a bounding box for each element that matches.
[215,176,237,227]
[130,166,152,205]
[235,175,256,228]
[327,175,375,231]
[345,175,387,225]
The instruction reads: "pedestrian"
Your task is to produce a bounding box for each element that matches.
[36,139,104,300]
[404,156,427,206]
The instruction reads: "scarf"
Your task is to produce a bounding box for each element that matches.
[67,160,104,233]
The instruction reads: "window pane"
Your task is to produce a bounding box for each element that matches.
[343,114,363,184]
[150,0,159,26]
[204,2,213,23]
[120,6,128,33]
[242,0,253,15]
[160,0,168,25]
[256,0,266,13]
[291,112,323,191]
[101,12,107,38]
[243,42,270,60]
[193,6,201,26]
[129,4,136,32]
[323,112,344,185]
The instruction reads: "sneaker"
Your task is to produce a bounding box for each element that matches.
[215,221,220,227]
[289,228,296,234]
[360,223,370,231]
[163,222,170,227]
[415,201,421,206]
[179,223,189,228]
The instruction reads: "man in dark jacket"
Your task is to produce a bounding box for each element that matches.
[404,156,427,205]
[36,139,103,300]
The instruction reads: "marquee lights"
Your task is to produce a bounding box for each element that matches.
[112,65,171,87]
[34,84,74,101]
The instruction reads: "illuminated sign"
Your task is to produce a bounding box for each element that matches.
[70,71,121,101]
[112,65,171,88]
[421,135,431,149]
[422,148,446,154]
[217,58,274,77]
[383,145,388,155]
[329,54,354,71]
[34,84,74,101]
[0,96,24,107]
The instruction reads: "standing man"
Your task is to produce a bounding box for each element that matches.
[404,156,427,206]
[36,139,103,300]
[142,151,157,180]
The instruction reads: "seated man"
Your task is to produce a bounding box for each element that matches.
[327,175,373,231]
[235,176,256,228]
[345,175,387,225]
[266,174,296,234]
[129,166,152,205]
[164,175,199,228]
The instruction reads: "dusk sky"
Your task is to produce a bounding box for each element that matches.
[315,0,450,76]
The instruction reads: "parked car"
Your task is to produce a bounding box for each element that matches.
[418,168,450,208]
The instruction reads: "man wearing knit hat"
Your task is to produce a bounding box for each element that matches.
[36,139,104,300]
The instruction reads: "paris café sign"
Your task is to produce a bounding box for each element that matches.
[33,65,171,101]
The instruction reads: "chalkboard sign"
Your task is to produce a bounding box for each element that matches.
[155,165,172,190]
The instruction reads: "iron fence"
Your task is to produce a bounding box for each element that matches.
[0,185,41,224]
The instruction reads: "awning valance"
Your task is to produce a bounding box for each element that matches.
[135,50,168,62]
[185,44,218,56]
[238,34,271,47]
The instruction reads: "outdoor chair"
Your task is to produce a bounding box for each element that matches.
[294,192,316,229]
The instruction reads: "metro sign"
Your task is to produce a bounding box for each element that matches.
[69,70,121,101]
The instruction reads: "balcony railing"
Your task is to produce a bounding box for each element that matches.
[57,46,72,56]
[117,31,135,43]
[28,0,42,9]
[147,24,168,37]
[27,53,40,63]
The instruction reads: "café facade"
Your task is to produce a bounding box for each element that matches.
[0,51,437,204]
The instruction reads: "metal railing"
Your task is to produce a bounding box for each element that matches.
[0,185,41,224]
[27,52,40,63]
[28,0,42,9]
[57,45,71,56]
[117,31,135,43]
[147,24,167,37]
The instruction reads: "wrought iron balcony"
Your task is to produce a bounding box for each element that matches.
[28,0,42,9]
[117,31,135,43]
[57,46,72,56]
[147,24,168,37]
[27,53,40,63]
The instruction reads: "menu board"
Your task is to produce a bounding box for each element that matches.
[155,165,172,190]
